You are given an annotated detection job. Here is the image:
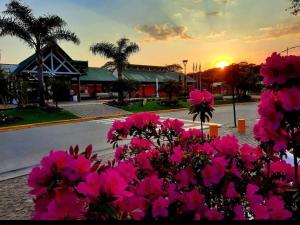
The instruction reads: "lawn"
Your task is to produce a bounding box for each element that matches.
[121,99,257,113]
[0,108,79,127]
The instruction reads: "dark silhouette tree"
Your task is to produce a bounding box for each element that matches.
[289,0,300,15]
[0,0,80,107]
[90,38,139,103]
[159,79,182,102]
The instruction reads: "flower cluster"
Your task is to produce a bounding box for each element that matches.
[260,52,300,86]
[188,89,215,133]
[254,53,300,157]
[29,111,297,220]
[188,89,214,108]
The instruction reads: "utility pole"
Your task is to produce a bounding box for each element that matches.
[199,63,202,91]
[182,59,188,94]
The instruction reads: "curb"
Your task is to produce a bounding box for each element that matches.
[0,113,131,133]
[0,101,257,133]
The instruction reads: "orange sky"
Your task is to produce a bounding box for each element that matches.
[1,0,300,72]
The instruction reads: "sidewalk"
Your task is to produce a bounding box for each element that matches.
[59,101,130,118]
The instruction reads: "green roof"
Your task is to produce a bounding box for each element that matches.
[74,68,196,83]
[78,67,117,82]
[123,70,195,83]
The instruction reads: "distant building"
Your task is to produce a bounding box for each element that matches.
[2,43,195,102]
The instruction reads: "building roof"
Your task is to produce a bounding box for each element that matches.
[13,43,87,76]
[123,69,195,83]
[76,67,195,83]
[0,64,18,74]
[77,67,117,82]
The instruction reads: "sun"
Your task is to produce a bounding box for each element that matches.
[216,61,229,69]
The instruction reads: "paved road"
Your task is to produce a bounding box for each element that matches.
[0,102,259,179]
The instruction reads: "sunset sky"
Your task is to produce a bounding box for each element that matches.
[0,0,300,72]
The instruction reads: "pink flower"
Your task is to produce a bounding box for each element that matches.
[240,144,263,168]
[77,172,102,200]
[269,160,294,180]
[136,175,163,197]
[125,112,160,130]
[278,86,300,111]
[136,152,153,171]
[175,167,196,189]
[161,119,184,135]
[77,169,129,201]
[152,197,169,218]
[119,196,146,220]
[107,120,128,142]
[201,156,228,187]
[231,160,241,178]
[41,187,85,220]
[252,204,269,220]
[66,155,91,181]
[204,208,224,220]
[213,135,239,157]
[169,146,184,164]
[181,128,205,143]
[233,204,246,220]
[28,167,49,195]
[167,184,180,203]
[225,182,238,199]
[114,146,125,161]
[115,161,137,183]
[246,184,263,208]
[188,89,214,107]
[180,189,205,211]
[130,137,153,150]
[260,52,286,86]
[101,169,129,198]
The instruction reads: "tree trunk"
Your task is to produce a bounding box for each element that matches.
[117,69,124,103]
[232,86,237,127]
[36,49,45,107]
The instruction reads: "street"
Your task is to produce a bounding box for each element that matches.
[0,102,259,179]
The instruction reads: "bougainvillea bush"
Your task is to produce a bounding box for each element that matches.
[28,54,300,220]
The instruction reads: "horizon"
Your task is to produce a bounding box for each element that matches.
[0,0,300,71]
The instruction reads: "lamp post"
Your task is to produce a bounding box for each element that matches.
[182,59,188,94]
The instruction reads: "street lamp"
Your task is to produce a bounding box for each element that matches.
[182,59,188,93]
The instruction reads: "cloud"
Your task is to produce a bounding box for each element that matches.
[206,11,224,16]
[135,23,192,41]
[213,0,236,4]
[246,22,300,42]
[206,31,226,39]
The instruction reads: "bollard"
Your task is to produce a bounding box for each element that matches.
[238,119,246,134]
[209,124,219,138]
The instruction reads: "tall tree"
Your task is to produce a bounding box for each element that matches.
[0,0,80,107]
[90,38,139,103]
[289,0,300,15]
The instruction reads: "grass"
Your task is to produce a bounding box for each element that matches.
[0,108,79,127]
[121,98,257,113]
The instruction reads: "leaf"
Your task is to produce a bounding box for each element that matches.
[74,145,79,155]
[193,113,198,122]
[85,144,93,158]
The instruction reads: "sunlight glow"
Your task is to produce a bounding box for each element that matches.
[216,61,229,69]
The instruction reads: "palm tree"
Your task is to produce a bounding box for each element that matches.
[90,38,139,103]
[0,0,80,107]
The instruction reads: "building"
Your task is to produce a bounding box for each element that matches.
[1,43,195,102]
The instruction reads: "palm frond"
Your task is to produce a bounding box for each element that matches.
[117,38,129,51]
[47,29,80,45]
[3,0,34,27]
[0,16,35,48]
[90,42,116,59]
[39,14,66,30]
[124,42,139,56]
